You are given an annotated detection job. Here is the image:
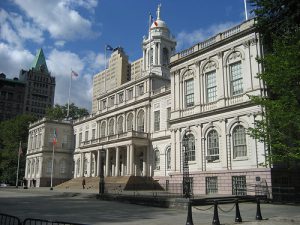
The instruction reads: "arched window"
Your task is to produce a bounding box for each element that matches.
[232,125,247,158]
[183,134,195,161]
[162,48,169,66]
[127,113,133,131]
[207,130,219,162]
[185,79,194,107]
[100,122,106,137]
[154,150,160,170]
[59,160,66,174]
[109,119,115,135]
[137,110,145,132]
[76,159,80,175]
[118,116,124,134]
[166,147,171,170]
[230,61,243,95]
[150,48,154,66]
[206,70,217,102]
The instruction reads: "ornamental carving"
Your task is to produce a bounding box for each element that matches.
[203,61,217,72]
[227,51,242,64]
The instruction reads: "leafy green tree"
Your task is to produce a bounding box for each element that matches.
[45,103,89,120]
[0,114,36,184]
[248,0,300,164]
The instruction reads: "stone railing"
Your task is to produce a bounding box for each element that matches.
[79,130,148,148]
[171,19,255,62]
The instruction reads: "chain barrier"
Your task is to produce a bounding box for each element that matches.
[193,205,214,211]
[217,203,236,213]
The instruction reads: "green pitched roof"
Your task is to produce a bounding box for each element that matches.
[31,48,49,73]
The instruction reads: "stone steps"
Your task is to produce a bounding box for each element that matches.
[55,176,164,191]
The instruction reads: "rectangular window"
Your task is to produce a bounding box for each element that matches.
[154,111,160,131]
[108,96,115,107]
[232,176,247,196]
[206,70,217,102]
[206,177,218,194]
[85,131,88,141]
[92,129,96,140]
[102,100,107,109]
[230,62,243,95]
[118,92,123,103]
[137,84,144,96]
[185,79,194,107]
[79,133,82,143]
[166,107,171,129]
[127,88,133,100]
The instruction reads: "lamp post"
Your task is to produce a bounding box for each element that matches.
[99,150,105,196]
[182,133,191,198]
[183,133,194,225]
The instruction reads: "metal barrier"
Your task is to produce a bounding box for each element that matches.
[23,218,88,225]
[0,215,88,225]
[188,196,264,225]
[0,213,21,225]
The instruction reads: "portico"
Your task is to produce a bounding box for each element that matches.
[74,132,151,178]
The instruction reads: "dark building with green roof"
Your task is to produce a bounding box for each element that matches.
[19,48,56,119]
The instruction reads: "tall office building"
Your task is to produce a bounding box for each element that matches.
[0,73,26,121]
[92,48,130,113]
[19,49,56,119]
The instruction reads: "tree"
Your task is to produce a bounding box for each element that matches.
[0,114,36,184]
[45,103,89,120]
[248,0,300,164]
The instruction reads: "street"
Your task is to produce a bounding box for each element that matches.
[0,188,299,225]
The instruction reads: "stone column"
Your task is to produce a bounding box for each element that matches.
[157,43,161,65]
[126,145,130,175]
[130,144,134,175]
[80,153,84,177]
[96,150,100,177]
[115,147,120,176]
[142,148,146,176]
[89,152,92,177]
[105,149,110,176]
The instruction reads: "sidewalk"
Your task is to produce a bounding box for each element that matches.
[1,187,299,225]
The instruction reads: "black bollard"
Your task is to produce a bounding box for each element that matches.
[235,199,242,222]
[212,201,220,225]
[256,198,263,220]
[185,201,194,225]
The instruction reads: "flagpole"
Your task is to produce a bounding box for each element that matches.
[67,70,72,119]
[50,141,55,190]
[104,46,107,93]
[15,141,21,188]
[244,0,248,20]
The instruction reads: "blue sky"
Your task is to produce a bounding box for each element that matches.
[0,0,253,111]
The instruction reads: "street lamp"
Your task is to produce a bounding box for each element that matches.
[182,133,191,198]
[99,150,106,196]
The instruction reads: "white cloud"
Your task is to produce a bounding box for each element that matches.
[54,40,66,47]
[47,49,94,111]
[0,43,34,77]
[13,0,100,40]
[0,9,43,48]
[176,22,238,51]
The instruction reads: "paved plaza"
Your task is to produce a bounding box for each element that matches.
[0,188,299,225]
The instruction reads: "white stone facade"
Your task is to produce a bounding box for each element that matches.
[25,119,74,187]
[26,6,271,195]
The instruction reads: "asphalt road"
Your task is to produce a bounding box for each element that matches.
[0,188,299,225]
